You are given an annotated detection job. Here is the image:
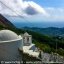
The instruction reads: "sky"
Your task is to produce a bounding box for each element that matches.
[0,0,64,23]
[30,0,64,8]
[29,0,64,22]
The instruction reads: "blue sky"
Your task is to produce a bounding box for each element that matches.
[21,0,64,22]
[2,0,64,27]
[1,0,64,22]
[1,0,64,21]
[29,0,64,8]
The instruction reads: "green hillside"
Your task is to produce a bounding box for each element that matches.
[23,27,64,36]
[0,25,64,56]
[22,30,64,56]
[0,14,64,56]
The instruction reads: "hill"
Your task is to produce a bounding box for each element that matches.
[0,14,15,29]
[23,27,64,37]
[0,14,64,56]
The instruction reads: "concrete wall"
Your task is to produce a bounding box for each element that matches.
[23,36,32,46]
[0,40,23,61]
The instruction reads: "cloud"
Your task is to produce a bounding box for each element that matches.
[26,1,47,15]
[0,0,47,16]
[0,0,64,22]
[26,7,64,22]
[44,7,64,21]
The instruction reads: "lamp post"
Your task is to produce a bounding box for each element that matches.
[54,39,58,62]
[55,37,61,62]
[56,39,57,54]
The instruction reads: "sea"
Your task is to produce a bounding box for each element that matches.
[5,16,64,28]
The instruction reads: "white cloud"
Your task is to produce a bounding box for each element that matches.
[0,0,64,22]
[26,7,64,22]
[27,1,47,15]
[0,0,47,16]
[45,7,64,21]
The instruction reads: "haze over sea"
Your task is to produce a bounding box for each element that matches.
[6,16,64,28]
[0,0,64,28]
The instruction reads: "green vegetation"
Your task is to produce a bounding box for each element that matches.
[57,48,64,56]
[23,30,64,56]
[0,24,64,56]
[33,40,52,53]
[0,25,4,29]
[24,27,64,36]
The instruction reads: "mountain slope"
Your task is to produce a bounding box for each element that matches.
[0,14,64,56]
[23,27,64,36]
[0,14,15,29]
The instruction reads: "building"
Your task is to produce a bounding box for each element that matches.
[0,29,39,60]
[0,14,40,60]
[0,30,22,61]
[22,32,32,46]
[19,32,40,58]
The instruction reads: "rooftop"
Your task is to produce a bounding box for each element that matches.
[0,30,22,43]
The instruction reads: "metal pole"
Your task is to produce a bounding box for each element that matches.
[55,39,57,62]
